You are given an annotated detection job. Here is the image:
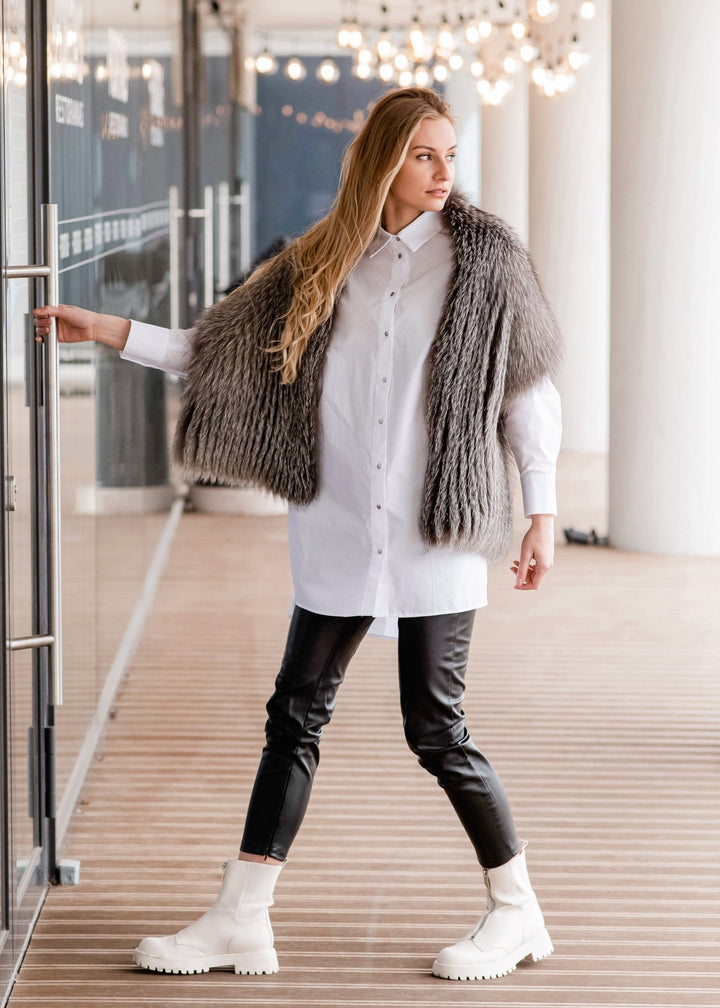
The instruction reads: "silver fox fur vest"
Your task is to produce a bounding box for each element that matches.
[173,192,561,562]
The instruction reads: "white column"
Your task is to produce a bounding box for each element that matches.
[445,70,481,204]
[528,3,610,454]
[480,70,529,243]
[609,0,720,555]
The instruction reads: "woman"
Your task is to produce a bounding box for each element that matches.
[34,87,561,982]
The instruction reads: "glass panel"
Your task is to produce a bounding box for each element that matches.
[47,0,182,825]
[1,0,39,892]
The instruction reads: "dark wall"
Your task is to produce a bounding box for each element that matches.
[254,57,386,256]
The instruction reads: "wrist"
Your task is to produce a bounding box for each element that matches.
[96,314,131,351]
[529,513,554,527]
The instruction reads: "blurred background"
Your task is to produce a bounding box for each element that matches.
[0,1,718,1002]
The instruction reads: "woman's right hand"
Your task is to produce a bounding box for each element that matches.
[33,305,130,351]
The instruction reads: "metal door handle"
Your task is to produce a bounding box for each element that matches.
[188,184,214,307]
[168,185,183,329]
[2,203,64,705]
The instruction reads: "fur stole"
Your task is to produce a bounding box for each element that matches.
[173,192,561,561]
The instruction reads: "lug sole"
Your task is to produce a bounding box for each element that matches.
[432,929,553,981]
[133,948,279,976]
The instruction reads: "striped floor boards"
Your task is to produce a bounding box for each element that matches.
[8,454,720,1007]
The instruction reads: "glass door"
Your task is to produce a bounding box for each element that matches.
[0,0,58,995]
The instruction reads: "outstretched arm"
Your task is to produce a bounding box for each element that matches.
[33,305,130,350]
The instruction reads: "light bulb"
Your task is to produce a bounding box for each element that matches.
[531,0,559,23]
[510,20,527,40]
[520,43,538,63]
[543,73,557,97]
[142,62,153,80]
[255,50,278,75]
[357,47,373,64]
[448,52,463,71]
[503,53,519,74]
[465,23,480,45]
[378,61,395,82]
[337,25,351,47]
[348,25,363,48]
[554,69,575,92]
[470,59,485,78]
[476,78,491,97]
[377,31,395,61]
[433,63,449,82]
[580,0,596,18]
[8,39,22,58]
[531,65,547,86]
[354,61,372,79]
[285,57,306,81]
[408,19,426,61]
[398,68,413,87]
[478,19,493,39]
[317,58,340,83]
[437,21,455,50]
[568,45,588,71]
[394,51,410,70]
[414,65,431,87]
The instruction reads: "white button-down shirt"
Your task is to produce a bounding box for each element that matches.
[123,211,561,636]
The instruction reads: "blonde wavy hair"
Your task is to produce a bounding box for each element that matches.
[247,87,453,384]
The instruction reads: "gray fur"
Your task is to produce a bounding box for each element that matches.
[173,192,561,562]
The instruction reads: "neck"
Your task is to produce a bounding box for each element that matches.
[381,204,422,235]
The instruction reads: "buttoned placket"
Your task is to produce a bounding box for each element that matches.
[360,235,410,614]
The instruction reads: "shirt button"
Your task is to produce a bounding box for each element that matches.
[384,331,389,338]
[378,418,384,425]
[389,291,395,297]
[398,253,403,259]
[381,376,387,383]
[376,463,382,469]
[376,504,382,510]
[377,548,383,555]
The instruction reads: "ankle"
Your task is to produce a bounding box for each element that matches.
[237,852,285,867]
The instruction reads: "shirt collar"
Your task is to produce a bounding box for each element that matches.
[368,211,445,258]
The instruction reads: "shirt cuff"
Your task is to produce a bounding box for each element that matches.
[121,320,172,369]
[520,470,557,517]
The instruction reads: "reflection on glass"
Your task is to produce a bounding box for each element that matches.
[47,0,183,819]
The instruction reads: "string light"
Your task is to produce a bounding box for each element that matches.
[255,49,278,75]
[285,57,306,81]
[251,0,595,107]
[316,58,340,83]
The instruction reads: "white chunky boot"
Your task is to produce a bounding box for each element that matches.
[432,843,553,980]
[133,859,283,975]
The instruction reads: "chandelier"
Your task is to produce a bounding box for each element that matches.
[334,0,596,104]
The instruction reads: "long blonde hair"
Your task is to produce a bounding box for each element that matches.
[247,87,453,384]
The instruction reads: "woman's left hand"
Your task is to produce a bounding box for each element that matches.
[510,515,555,590]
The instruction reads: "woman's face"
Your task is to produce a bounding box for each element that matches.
[383,116,457,233]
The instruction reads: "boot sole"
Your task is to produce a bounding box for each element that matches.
[133,948,279,976]
[432,928,553,981]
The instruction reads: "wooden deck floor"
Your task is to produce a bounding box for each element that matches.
[8,454,720,1007]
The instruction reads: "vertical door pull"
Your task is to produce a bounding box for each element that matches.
[168,186,183,329]
[1,204,63,705]
[188,184,215,307]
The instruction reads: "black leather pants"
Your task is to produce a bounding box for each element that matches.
[240,606,519,869]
